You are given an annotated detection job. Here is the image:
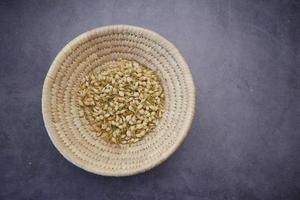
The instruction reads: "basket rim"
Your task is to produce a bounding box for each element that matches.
[42,24,196,176]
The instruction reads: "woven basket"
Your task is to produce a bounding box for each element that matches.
[42,25,195,176]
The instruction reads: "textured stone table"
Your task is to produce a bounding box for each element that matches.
[1,0,299,199]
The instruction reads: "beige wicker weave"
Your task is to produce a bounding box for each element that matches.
[42,25,195,176]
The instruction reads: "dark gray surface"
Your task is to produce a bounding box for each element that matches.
[1,0,300,199]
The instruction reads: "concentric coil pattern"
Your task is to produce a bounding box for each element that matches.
[42,25,195,176]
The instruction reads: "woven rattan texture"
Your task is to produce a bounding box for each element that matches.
[42,25,195,176]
